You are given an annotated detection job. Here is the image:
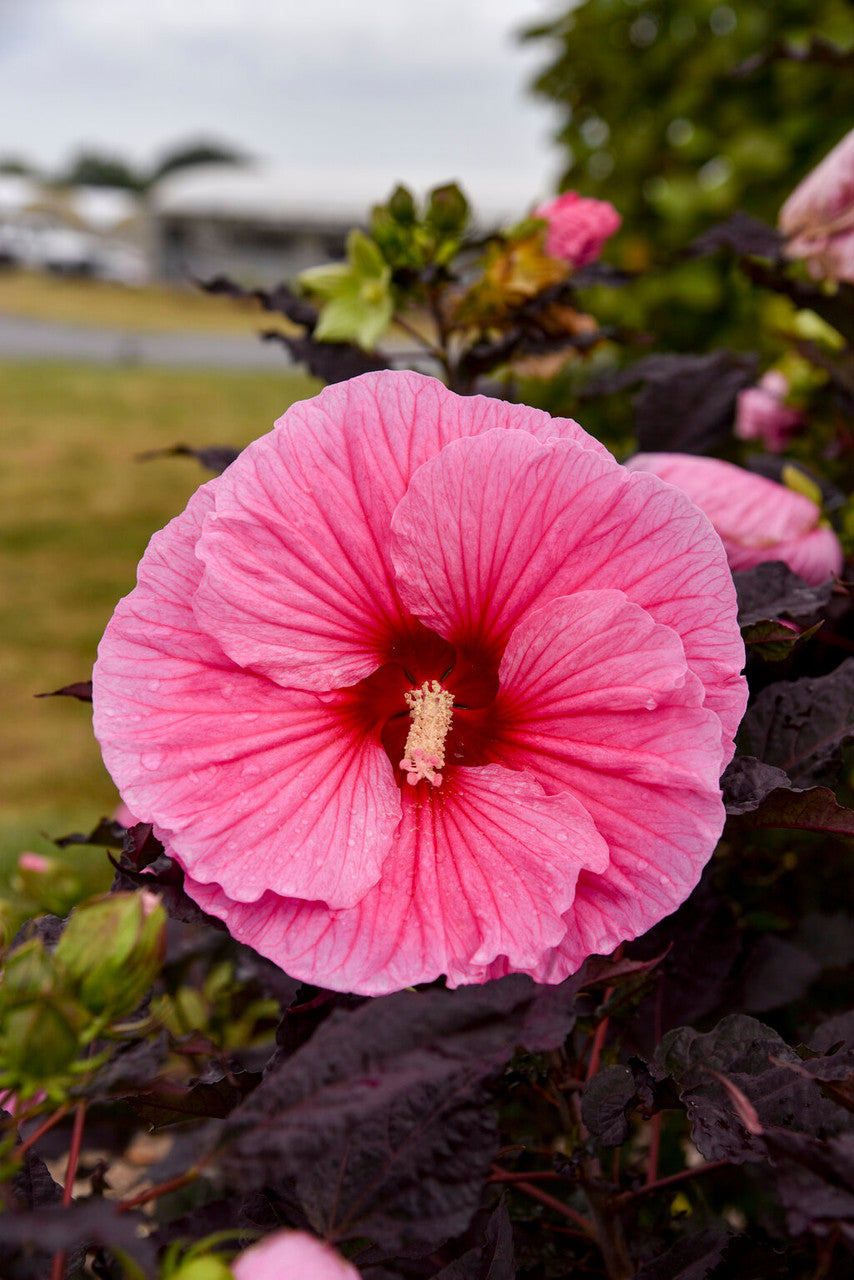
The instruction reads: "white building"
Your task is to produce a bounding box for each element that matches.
[149,161,539,287]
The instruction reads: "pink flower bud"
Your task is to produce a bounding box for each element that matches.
[734,371,805,452]
[779,127,854,284]
[231,1231,360,1280]
[533,190,621,267]
[17,853,50,874]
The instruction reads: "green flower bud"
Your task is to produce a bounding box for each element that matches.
[54,890,166,1019]
[2,996,83,1079]
[13,853,82,917]
[3,939,57,1000]
[426,182,469,235]
[388,184,417,225]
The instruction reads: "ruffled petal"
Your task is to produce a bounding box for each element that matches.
[391,430,745,752]
[192,370,604,692]
[185,764,609,995]
[488,592,726,981]
[93,486,400,909]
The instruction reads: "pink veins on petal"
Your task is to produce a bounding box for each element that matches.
[93,370,747,995]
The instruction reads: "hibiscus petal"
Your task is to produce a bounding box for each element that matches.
[93,486,400,909]
[626,452,821,545]
[184,764,609,996]
[390,429,745,753]
[192,370,605,692]
[725,528,843,585]
[488,591,726,981]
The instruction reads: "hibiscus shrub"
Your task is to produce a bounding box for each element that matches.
[6,133,854,1280]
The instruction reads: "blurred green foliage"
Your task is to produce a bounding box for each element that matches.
[525,0,854,251]
[523,0,854,353]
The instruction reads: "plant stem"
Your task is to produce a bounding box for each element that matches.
[117,1167,200,1212]
[49,1100,87,1280]
[617,1158,730,1204]
[17,1105,71,1159]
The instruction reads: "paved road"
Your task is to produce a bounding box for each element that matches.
[0,310,293,370]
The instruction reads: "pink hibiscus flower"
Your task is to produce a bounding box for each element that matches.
[625,453,843,586]
[231,1230,360,1280]
[93,372,746,995]
[779,126,854,284]
[734,370,805,453]
[533,190,622,267]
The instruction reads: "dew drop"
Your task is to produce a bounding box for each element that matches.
[140,751,164,772]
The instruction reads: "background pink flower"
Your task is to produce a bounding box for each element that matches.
[231,1230,360,1280]
[94,372,746,995]
[779,126,854,284]
[734,370,805,453]
[626,453,843,586]
[533,190,622,267]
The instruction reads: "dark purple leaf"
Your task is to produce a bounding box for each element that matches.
[53,817,127,849]
[431,1200,516,1280]
[136,443,242,474]
[734,562,835,628]
[12,1148,61,1211]
[728,785,854,837]
[586,351,759,453]
[658,1015,845,1164]
[197,273,319,328]
[738,658,854,787]
[581,1065,637,1146]
[82,1034,169,1098]
[721,756,793,815]
[687,212,782,261]
[0,1200,156,1278]
[34,680,93,701]
[215,976,579,1254]
[130,1065,262,1128]
[261,330,391,383]
[764,1129,854,1239]
[633,1229,731,1280]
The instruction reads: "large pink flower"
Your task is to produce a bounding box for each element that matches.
[93,372,746,995]
[533,190,622,267]
[626,453,843,586]
[231,1230,359,1280]
[779,126,854,284]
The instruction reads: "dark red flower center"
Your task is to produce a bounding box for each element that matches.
[341,618,502,789]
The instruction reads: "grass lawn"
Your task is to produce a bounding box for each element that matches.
[0,267,295,335]
[0,360,319,892]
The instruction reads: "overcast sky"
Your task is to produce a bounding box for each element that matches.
[1,0,565,198]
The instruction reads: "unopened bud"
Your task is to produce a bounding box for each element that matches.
[3,939,57,1000]
[54,891,167,1019]
[426,183,469,235]
[3,996,83,1079]
[388,184,416,225]
[13,853,81,916]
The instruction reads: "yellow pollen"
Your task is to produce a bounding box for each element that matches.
[399,680,454,788]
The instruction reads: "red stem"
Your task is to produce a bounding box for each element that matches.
[49,1101,87,1280]
[489,1168,562,1184]
[491,1165,595,1236]
[586,996,612,1082]
[617,1158,730,1203]
[117,1167,200,1212]
[16,1104,71,1158]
